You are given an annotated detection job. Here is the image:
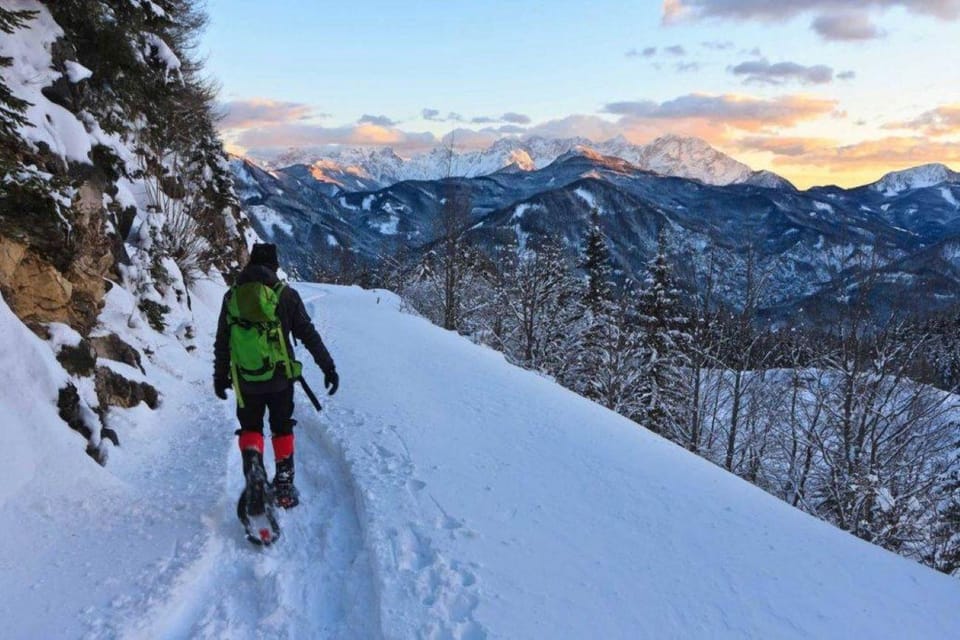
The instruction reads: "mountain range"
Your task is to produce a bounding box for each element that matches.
[255,134,795,193]
[232,135,960,325]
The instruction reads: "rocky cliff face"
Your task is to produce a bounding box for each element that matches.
[0,1,249,463]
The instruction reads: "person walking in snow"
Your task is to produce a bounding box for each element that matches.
[213,243,339,511]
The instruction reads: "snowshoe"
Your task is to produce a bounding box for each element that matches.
[237,490,281,546]
[238,450,281,546]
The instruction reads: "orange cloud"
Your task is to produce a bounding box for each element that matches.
[218,98,317,130]
[736,135,839,157]
[738,134,960,187]
[883,104,960,136]
[603,93,837,145]
[234,122,438,157]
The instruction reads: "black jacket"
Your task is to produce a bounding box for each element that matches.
[214,264,335,394]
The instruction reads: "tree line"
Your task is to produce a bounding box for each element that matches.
[360,190,960,577]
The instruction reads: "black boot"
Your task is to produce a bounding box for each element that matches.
[241,449,272,516]
[274,455,300,509]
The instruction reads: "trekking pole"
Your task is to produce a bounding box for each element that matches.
[297,376,323,412]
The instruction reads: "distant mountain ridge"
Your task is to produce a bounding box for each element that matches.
[249,134,795,192]
[231,141,960,325]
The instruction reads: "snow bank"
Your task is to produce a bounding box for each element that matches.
[0,294,90,506]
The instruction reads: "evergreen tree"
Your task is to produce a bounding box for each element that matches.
[633,233,692,436]
[580,207,615,316]
[0,7,36,174]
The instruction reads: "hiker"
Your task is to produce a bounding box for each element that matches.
[213,243,338,510]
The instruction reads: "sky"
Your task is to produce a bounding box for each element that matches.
[203,0,960,189]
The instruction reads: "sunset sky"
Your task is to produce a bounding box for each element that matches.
[204,0,960,189]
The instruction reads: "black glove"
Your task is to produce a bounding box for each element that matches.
[214,378,230,400]
[324,369,339,396]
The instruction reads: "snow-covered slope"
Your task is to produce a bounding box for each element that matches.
[255,134,786,189]
[4,283,959,639]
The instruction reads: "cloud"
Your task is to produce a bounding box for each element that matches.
[219,98,317,130]
[730,58,834,85]
[811,12,885,40]
[676,62,702,72]
[525,115,624,141]
[784,136,960,170]
[358,114,398,127]
[502,112,532,125]
[662,0,960,22]
[497,124,529,134]
[422,108,442,121]
[702,40,735,50]
[883,104,960,136]
[236,122,437,155]
[837,70,856,80]
[471,116,498,124]
[737,135,838,156]
[603,93,837,132]
[665,45,687,56]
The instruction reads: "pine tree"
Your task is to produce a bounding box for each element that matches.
[633,233,692,436]
[0,7,36,173]
[580,208,615,316]
[573,208,644,410]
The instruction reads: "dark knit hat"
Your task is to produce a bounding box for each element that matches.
[249,243,279,270]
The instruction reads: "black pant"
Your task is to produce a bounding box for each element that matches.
[237,385,296,435]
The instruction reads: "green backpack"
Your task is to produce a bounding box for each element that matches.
[226,281,301,407]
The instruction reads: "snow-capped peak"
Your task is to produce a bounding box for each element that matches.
[246,134,785,192]
[873,163,960,196]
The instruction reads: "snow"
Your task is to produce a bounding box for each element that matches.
[941,187,959,208]
[362,194,376,211]
[510,202,534,222]
[813,200,834,213]
[45,321,83,351]
[574,186,598,209]
[141,33,181,82]
[2,283,960,638]
[874,163,959,196]
[0,2,92,164]
[247,204,293,238]
[373,214,400,235]
[254,134,774,192]
[64,60,93,83]
[0,293,79,508]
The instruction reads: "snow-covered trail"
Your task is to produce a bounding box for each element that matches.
[84,398,379,640]
[1,282,380,640]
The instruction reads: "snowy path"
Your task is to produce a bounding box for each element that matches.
[1,282,380,640]
[83,397,379,640]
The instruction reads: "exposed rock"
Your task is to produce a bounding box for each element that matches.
[57,383,105,464]
[57,383,91,439]
[0,236,74,323]
[95,366,159,410]
[57,339,97,377]
[0,180,113,333]
[89,333,145,373]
